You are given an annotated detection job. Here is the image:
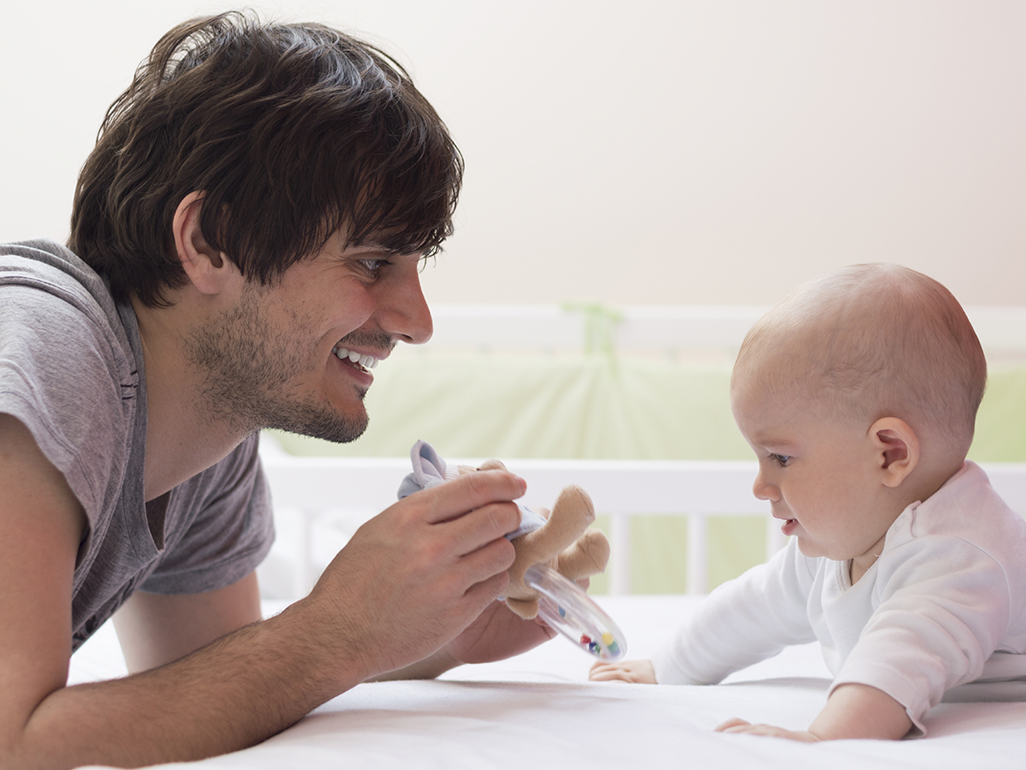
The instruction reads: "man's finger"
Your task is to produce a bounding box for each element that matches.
[416,469,526,525]
[442,499,522,557]
[454,535,516,584]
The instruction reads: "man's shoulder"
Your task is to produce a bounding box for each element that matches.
[2,238,93,278]
[1,239,136,366]
[1,239,112,309]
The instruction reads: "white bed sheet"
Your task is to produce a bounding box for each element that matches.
[71,595,1026,769]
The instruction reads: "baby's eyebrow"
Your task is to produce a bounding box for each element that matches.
[750,433,798,452]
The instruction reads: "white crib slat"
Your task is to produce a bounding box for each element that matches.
[608,512,632,595]
[298,508,316,596]
[687,514,708,595]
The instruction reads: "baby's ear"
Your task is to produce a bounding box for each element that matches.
[869,417,919,488]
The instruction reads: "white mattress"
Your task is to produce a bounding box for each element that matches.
[71,595,1026,769]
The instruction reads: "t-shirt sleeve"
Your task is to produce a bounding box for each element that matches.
[651,537,818,685]
[0,282,132,535]
[141,433,275,595]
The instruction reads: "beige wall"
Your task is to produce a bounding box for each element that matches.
[2,0,1023,307]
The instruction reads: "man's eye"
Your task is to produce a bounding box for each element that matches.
[359,258,390,275]
[772,454,791,467]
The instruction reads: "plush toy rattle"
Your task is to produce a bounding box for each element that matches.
[398,440,627,660]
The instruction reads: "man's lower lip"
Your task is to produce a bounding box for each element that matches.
[781,519,797,536]
[336,355,373,382]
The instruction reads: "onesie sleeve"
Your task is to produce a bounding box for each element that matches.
[652,538,818,685]
[141,432,275,595]
[830,534,1010,735]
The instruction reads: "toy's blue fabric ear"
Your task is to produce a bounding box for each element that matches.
[506,506,547,540]
[397,439,447,499]
[397,440,547,540]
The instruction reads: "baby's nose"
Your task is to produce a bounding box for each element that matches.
[752,473,781,502]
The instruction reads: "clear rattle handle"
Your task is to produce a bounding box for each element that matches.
[524,564,627,661]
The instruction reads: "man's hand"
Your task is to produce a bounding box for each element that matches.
[443,598,556,665]
[301,466,530,683]
[442,499,557,667]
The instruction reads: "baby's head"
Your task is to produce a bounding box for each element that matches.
[730,264,986,568]
[733,263,985,464]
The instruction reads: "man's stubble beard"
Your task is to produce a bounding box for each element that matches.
[181,289,369,444]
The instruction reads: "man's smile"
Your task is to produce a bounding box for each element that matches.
[332,344,381,372]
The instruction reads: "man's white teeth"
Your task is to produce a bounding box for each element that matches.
[332,346,379,369]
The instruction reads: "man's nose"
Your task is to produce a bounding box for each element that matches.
[380,261,433,345]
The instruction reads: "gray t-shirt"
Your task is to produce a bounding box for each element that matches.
[0,240,274,650]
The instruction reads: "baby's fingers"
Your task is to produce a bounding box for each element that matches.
[588,662,621,681]
[716,720,818,742]
[588,659,656,684]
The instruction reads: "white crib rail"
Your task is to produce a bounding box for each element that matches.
[260,452,1026,598]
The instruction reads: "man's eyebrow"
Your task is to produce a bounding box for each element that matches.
[353,240,417,256]
[345,243,400,257]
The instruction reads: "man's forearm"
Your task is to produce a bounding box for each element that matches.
[3,464,531,769]
[13,600,365,770]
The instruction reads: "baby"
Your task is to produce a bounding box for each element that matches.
[590,263,1026,740]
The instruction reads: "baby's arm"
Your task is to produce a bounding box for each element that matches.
[592,664,913,739]
[718,685,911,743]
[591,542,815,688]
[716,682,913,741]
[588,659,656,684]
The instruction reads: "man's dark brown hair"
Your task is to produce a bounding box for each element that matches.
[69,11,464,307]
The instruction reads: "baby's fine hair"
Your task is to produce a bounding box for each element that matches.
[734,264,986,453]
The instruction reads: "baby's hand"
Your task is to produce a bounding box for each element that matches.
[588,658,656,684]
[715,718,819,742]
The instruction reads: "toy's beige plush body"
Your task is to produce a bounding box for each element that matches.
[398,441,611,621]
[475,460,611,620]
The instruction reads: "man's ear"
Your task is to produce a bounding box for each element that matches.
[172,192,230,295]
[869,417,919,488]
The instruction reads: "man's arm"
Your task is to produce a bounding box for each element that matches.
[0,414,87,766]
[0,413,528,769]
[113,572,263,673]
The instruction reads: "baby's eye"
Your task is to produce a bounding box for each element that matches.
[771,454,791,467]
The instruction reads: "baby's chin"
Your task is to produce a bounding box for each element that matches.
[793,536,831,560]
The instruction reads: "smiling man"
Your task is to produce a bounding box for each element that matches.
[0,13,549,769]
